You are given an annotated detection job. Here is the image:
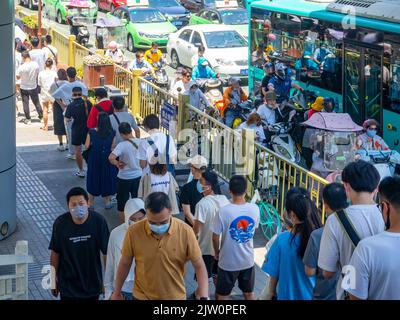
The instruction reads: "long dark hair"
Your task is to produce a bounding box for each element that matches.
[285,191,321,259]
[96,112,113,139]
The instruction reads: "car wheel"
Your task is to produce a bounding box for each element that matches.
[127,35,135,52]
[170,50,180,69]
[56,10,63,24]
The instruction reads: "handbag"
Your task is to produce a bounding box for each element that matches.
[82,147,91,163]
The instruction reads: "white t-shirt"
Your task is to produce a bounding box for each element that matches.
[238,122,266,142]
[138,131,177,171]
[43,45,58,61]
[111,139,142,180]
[195,195,230,256]
[347,231,400,300]
[38,69,58,101]
[29,48,47,71]
[171,80,191,96]
[257,104,276,125]
[318,204,385,299]
[17,61,39,90]
[150,173,170,194]
[52,81,89,104]
[211,202,260,271]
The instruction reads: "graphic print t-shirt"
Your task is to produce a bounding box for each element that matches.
[48,211,110,298]
[211,203,260,271]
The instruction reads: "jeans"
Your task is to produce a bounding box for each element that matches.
[64,118,75,155]
[20,88,43,120]
[225,107,240,128]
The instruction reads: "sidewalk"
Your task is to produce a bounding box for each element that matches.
[0,101,268,300]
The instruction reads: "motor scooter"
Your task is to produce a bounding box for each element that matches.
[67,16,90,47]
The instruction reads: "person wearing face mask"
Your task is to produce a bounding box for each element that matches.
[188,81,210,111]
[237,113,266,143]
[357,119,389,151]
[111,192,209,300]
[180,155,208,227]
[262,189,321,300]
[49,187,110,300]
[144,42,163,66]
[104,198,146,300]
[348,176,400,300]
[223,77,248,128]
[193,171,229,285]
[268,63,303,105]
[318,161,384,300]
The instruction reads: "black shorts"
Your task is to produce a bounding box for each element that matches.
[71,128,87,146]
[203,255,218,279]
[116,177,141,212]
[216,266,255,296]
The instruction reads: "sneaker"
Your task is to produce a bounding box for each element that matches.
[57,145,67,152]
[75,170,85,178]
[23,119,31,125]
[66,154,76,160]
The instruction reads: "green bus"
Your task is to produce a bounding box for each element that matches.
[248,0,400,151]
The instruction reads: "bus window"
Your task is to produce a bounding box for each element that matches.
[249,9,271,69]
[383,39,400,114]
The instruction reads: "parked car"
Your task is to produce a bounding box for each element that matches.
[180,0,217,13]
[108,5,177,51]
[148,0,191,29]
[17,0,39,10]
[42,0,98,24]
[167,24,248,79]
[189,2,248,39]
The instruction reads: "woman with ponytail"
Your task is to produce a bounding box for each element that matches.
[261,187,320,300]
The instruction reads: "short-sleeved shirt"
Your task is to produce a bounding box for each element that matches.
[211,203,260,271]
[303,227,339,300]
[195,195,230,256]
[29,48,47,71]
[318,205,385,299]
[268,76,292,103]
[138,131,177,170]
[111,138,142,180]
[17,61,39,90]
[180,179,203,217]
[262,231,315,300]
[64,98,92,137]
[257,104,276,125]
[347,232,400,300]
[87,99,114,129]
[121,217,202,300]
[109,112,139,144]
[48,211,110,299]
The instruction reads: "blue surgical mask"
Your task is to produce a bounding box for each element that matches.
[187,172,194,183]
[366,129,377,138]
[70,205,88,219]
[249,124,257,129]
[149,222,170,234]
[196,181,205,194]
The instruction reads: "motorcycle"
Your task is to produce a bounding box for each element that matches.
[152,59,169,90]
[67,16,90,47]
[195,78,227,121]
[266,122,305,166]
[356,149,400,181]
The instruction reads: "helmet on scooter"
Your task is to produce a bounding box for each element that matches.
[362,119,379,130]
[275,63,286,80]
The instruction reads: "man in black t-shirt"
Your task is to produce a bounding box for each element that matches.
[261,62,275,98]
[64,87,92,178]
[49,187,109,300]
[180,155,208,226]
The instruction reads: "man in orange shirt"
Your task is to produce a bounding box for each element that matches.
[223,77,248,128]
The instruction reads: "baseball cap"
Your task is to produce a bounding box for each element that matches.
[187,155,208,170]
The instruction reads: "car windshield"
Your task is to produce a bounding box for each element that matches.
[148,0,180,7]
[203,30,247,48]
[128,8,166,23]
[220,9,248,25]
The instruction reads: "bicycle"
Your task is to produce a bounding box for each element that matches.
[248,167,282,241]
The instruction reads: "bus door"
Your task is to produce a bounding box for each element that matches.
[343,41,383,129]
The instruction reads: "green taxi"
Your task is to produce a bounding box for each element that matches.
[42,0,98,24]
[107,5,178,52]
[189,1,248,39]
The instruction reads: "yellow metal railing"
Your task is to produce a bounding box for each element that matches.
[47,26,329,221]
